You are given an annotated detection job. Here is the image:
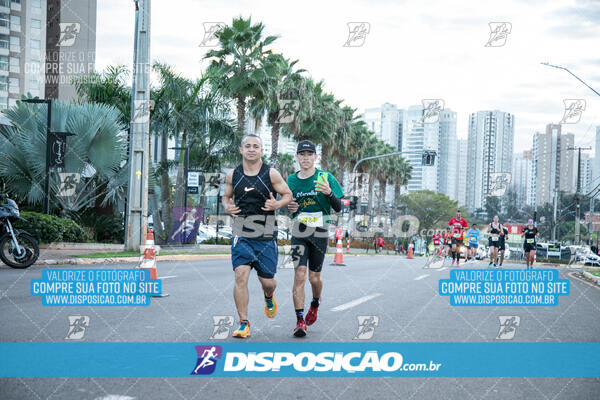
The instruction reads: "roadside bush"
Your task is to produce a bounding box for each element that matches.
[13,211,90,243]
[200,237,232,245]
[78,212,125,243]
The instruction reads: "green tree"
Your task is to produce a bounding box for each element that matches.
[205,16,278,135]
[74,65,131,126]
[398,190,459,236]
[276,153,295,181]
[484,195,502,221]
[0,99,127,217]
[248,54,306,168]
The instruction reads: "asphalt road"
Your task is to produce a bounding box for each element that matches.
[1,255,599,399]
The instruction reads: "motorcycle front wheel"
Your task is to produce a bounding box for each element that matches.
[0,232,40,268]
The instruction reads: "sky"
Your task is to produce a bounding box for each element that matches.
[95,0,600,155]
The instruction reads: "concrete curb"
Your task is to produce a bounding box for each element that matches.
[582,271,600,285]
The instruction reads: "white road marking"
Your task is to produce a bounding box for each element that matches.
[331,293,383,312]
[158,275,177,279]
[438,267,448,271]
[94,396,136,400]
[414,274,430,281]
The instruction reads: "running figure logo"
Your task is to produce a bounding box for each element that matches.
[276,99,299,124]
[485,22,512,47]
[58,23,80,47]
[496,316,520,340]
[132,100,151,124]
[57,173,80,197]
[419,99,444,124]
[560,99,586,124]
[209,316,234,339]
[489,172,511,197]
[424,253,445,269]
[343,22,370,47]
[280,244,305,269]
[199,22,225,47]
[65,315,90,340]
[191,345,222,375]
[354,315,379,340]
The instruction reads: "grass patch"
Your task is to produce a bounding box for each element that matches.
[72,250,230,258]
[589,271,600,278]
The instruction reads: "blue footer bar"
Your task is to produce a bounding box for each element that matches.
[1,342,599,377]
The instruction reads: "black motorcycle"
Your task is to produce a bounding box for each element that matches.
[0,195,39,268]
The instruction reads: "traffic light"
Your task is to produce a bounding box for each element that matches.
[349,196,358,211]
[422,150,436,166]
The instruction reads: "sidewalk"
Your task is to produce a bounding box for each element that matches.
[36,243,234,265]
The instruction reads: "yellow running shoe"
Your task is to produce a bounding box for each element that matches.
[264,295,278,318]
[232,320,250,338]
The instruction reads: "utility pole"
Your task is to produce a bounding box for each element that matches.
[552,189,558,242]
[125,0,151,251]
[589,196,594,245]
[567,146,591,245]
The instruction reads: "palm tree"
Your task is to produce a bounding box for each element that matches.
[0,99,127,216]
[286,77,341,170]
[74,65,131,126]
[276,153,296,181]
[365,140,385,217]
[391,156,412,221]
[248,54,306,168]
[205,17,278,135]
[331,107,364,185]
[375,143,396,213]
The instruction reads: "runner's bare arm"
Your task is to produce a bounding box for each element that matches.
[266,168,292,209]
[222,170,241,217]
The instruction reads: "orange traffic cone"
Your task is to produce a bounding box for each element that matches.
[407,244,414,259]
[140,229,157,278]
[138,229,168,297]
[331,236,346,266]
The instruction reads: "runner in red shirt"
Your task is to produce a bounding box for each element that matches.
[443,228,452,258]
[432,231,442,256]
[448,209,468,266]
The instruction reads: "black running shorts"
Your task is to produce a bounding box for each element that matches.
[290,235,329,272]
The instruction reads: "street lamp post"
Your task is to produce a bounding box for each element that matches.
[349,149,436,231]
[23,99,52,214]
[23,99,75,215]
[542,62,600,245]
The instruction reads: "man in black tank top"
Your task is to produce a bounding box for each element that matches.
[222,134,292,338]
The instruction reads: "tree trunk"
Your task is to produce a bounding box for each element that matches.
[270,122,280,168]
[338,155,346,188]
[321,141,329,170]
[160,131,173,239]
[174,131,187,210]
[367,174,375,222]
[237,95,246,134]
[393,183,400,222]
[379,180,387,212]
[149,189,164,241]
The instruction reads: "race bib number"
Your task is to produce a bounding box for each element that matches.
[492,236,499,241]
[527,238,534,244]
[298,211,324,227]
[453,232,461,238]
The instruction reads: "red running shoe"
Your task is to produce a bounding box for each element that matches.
[305,304,319,326]
[293,319,307,337]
